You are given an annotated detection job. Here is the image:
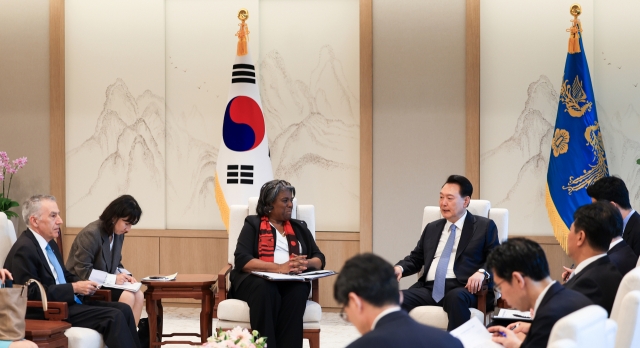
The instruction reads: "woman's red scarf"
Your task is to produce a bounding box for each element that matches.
[258,216,299,262]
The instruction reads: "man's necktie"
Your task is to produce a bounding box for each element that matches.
[45,244,82,304]
[432,224,456,303]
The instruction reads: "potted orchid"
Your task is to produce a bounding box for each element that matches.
[0,152,28,219]
[203,327,266,348]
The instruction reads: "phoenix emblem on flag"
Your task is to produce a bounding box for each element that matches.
[562,122,607,194]
[559,75,593,117]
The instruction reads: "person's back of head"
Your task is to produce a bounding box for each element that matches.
[334,253,399,308]
[573,201,621,252]
[487,238,550,283]
[586,176,631,210]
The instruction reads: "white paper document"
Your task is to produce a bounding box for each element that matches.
[102,282,142,292]
[251,270,336,282]
[493,309,533,321]
[142,272,178,281]
[450,317,503,348]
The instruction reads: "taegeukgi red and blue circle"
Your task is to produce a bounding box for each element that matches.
[222,96,265,152]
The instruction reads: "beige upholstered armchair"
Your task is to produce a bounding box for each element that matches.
[214,197,322,348]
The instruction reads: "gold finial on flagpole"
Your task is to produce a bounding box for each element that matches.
[567,4,582,54]
[236,8,250,56]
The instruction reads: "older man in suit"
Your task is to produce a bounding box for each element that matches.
[562,202,623,315]
[394,175,500,331]
[3,195,140,348]
[335,253,463,348]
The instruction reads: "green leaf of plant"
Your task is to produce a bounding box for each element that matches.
[4,210,18,219]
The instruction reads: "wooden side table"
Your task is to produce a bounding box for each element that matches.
[25,319,71,348]
[142,274,216,346]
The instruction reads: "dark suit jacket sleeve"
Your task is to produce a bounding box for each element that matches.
[625,212,640,256]
[234,216,260,272]
[484,220,500,271]
[564,277,603,309]
[395,224,428,276]
[9,241,77,304]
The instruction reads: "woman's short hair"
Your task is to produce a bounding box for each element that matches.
[99,195,142,235]
[256,179,296,217]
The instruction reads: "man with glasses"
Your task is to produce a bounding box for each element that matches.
[334,253,462,348]
[487,238,591,348]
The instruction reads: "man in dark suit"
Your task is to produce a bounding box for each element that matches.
[487,238,592,348]
[587,176,640,256]
[394,175,500,330]
[334,253,463,348]
[562,202,623,315]
[3,195,141,348]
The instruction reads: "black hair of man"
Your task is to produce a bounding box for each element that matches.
[334,253,399,307]
[573,201,622,251]
[99,195,142,236]
[486,238,550,283]
[443,175,473,198]
[586,176,632,210]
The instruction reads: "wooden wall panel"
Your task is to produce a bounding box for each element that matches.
[159,237,227,275]
[466,0,481,198]
[526,236,573,283]
[316,239,361,308]
[359,0,373,252]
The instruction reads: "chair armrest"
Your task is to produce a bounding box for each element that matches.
[213,263,233,318]
[474,280,489,315]
[27,301,68,321]
[88,289,111,302]
[311,279,319,303]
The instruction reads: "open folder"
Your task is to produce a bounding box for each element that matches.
[101,282,142,292]
[251,270,336,282]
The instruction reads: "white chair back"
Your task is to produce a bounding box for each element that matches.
[421,199,508,243]
[611,267,640,348]
[548,305,613,348]
[636,255,640,268]
[612,290,640,348]
[0,212,18,266]
[611,267,640,321]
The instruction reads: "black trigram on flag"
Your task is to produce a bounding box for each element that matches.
[227,165,254,184]
[231,64,255,84]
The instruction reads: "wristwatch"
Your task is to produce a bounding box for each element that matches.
[477,268,490,279]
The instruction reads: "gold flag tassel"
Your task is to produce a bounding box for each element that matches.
[236,8,250,56]
[566,4,583,54]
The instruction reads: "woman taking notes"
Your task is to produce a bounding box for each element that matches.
[65,195,144,325]
[230,179,325,348]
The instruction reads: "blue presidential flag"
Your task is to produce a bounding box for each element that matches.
[546,14,609,251]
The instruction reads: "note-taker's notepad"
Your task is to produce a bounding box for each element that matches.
[251,270,336,282]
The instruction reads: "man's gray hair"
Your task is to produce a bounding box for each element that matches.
[22,194,56,226]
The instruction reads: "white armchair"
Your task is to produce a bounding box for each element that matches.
[610,267,640,348]
[214,197,321,348]
[409,200,509,329]
[0,212,105,348]
[548,305,615,348]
